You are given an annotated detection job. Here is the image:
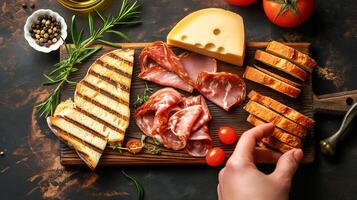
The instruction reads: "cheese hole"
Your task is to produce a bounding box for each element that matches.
[181,35,187,41]
[205,43,215,50]
[217,47,225,53]
[213,28,221,35]
[195,43,203,48]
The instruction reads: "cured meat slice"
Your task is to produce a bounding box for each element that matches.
[138,65,193,92]
[139,41,194,92]
[186,125,213,157]
[181,95,212,131]
[179,52,217,84]
[160,105,202,150]
[134,88,182,141]
[196,72,246,111]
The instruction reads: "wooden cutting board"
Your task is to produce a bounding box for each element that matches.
[59,42,316,166]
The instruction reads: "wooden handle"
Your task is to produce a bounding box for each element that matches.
[313,90,357,115]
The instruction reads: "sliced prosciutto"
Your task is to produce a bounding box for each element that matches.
[181,95,212,131]
[186,125,213,157]
[196,72,246,111]
[139,41,194,92]
[160,105,202,150]
[179,52,217,84]
[134,88,182,141]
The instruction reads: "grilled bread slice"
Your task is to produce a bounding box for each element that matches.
[243,66,301,98]
[259,136,295,153]
[254,65,301,88]
[244,100,307,138]
[75,49,134,146]
[266,41,316,73]
[248,90,315,129]
[255,50,307,81]
[48,100,109,170]
[246,114,302,148]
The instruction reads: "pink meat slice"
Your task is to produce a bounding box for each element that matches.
[138,65,193,92]
[160,105,202,150]
[181,95,212,131]
[186,125,213,157]
[134,88,183,141]
[139,41,194,92]
[196,72,246,111]
[179,52,217,84]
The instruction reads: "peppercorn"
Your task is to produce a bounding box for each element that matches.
[44,33,49,39]
[30,3,35,9]
[29,14,62,48]
[22,3,27,9]
[35,34,40,39]
[52,38,57,43]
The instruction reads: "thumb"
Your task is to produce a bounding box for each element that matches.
[271,149,303,182]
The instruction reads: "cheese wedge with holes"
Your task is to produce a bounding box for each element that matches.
[167,8,245,66]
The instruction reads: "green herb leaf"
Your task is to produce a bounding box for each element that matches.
[76,28,84,47]
[108,30,130,41]
[122,170,144,200]
[97,39,122,47]
[71,15,78,47]
[88,13,94,35]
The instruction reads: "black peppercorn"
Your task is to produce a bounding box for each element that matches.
[35,20,40,25]
[43,14,49,19]
[30,3,35,9]
[22,3,27,9]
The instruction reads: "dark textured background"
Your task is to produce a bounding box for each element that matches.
[1,0,357,199]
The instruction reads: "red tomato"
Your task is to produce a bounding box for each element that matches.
[263,0,314,28]
[218,126,239,145]
[205,147,225,167]
[224,0,256,6]
[125,139,143,154]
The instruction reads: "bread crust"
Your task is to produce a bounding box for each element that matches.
[247,114,302,148]
[244,100,307,138]
[243,66,301,98]
[248,90,315,129]
[254,65,301,88]
[260,136,295,153]
[266,41,316,73]
[255,50,307,81]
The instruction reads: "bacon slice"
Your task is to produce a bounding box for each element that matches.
[186,125,213,157]
[196,72,246,111]
[179,52,217,84]
[139,41,194,92]
[160,105,202,150]
[134,88,182,141]
[181,95,212,131]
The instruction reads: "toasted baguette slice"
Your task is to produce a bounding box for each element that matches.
[255,50,307,81]
[248,90,315,129]
[259,136,295,153]
[266,41,316,73]
[247,114,302,148]
[47,100,109,170]
[244,100,307,138]
[243,66,301,98]
[254,65,301,88]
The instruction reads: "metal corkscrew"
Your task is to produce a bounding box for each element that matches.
[320,103,357,156]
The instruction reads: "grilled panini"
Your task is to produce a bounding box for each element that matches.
[48,49,134,169]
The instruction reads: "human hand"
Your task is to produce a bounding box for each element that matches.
[217,123,303,200]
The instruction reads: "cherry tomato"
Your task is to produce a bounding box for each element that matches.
[218,126,239,145]
[224,0,256,6]
[263,0,314,28]
[125,139,143,154]
[205,147,225,167]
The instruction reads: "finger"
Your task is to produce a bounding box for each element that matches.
[217,184,222,200]
[230,123,275,163]
[218,168,225,182]
[254,147,282,164]
[271,149,303,182]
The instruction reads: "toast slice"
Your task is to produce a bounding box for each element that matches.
[266,41,316,73]
[243,66,301,98]
[255,50,307,81]
[244,100,307,138]
[259,136,295,153]
[48,100,109,170]
[247,114,302,148]
[254,65,301,88]
[248,90,315,129]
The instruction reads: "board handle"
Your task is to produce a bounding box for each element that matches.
[313,90,357,115]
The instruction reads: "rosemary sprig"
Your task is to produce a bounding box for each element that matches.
[122,170,144,200]
[133,82,153,108]
[36,0,141,117]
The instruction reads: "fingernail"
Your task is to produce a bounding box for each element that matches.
[293,149,303,162]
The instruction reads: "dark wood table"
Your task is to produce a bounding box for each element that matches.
[1,0,357,199]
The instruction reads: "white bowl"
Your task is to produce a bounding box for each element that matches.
[24,9,67,53]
